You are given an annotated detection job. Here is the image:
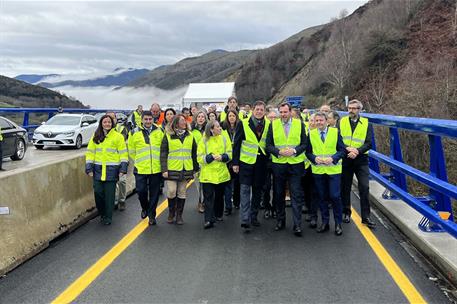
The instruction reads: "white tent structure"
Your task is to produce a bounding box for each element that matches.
[182,82,235,110]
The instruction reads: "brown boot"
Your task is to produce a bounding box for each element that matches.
[197,201,205,213]
[167,197,176,224]
[176,198,185,225]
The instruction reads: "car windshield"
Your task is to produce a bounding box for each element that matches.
[46,116,81,126]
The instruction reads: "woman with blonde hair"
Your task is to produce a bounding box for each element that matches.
[197,120,232,229]
[191,110,208,213]
[160,114,198,225]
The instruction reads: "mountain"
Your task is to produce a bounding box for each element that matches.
[0,75,86,108]
[40,68,150,88]
[128,49,256,89]
[15,74,60,84]
[15,68,150,88]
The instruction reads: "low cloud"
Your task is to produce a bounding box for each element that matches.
[54,85,187,110]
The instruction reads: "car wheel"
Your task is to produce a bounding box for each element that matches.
[11,139,26,160]
[75,135,83,149]
[35,145,44,150]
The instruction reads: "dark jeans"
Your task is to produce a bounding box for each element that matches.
[341,162,371,219]
[302,167,317,220]
[239,183,263,224]
[314,174,342,225]
[272,163,304,227]
[202,182,226,223]
[93,180,116,223]
[135,173,161,219]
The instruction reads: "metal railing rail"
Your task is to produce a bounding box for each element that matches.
[361,112,457,238]
[0,107,130,134]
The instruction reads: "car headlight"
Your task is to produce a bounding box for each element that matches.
[63,131,75,137]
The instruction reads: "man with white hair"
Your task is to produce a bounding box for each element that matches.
[340,99,376,228]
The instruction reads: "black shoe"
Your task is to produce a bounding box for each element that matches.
[342,214,351,223]
[274,221,285,231]
[216,217,223,222]
[141,210,147,219]
[204,221,214,229]
[251,219,260,227]
[293,225,302,237]
[224,209,232,216]
[308,219,317,229]
[362,217,376,229]
[148,218,157,226]
[241,223,251,231]
[264,210,271,219]
[335,223,343,236]
[316,223,330,233]
[0,168,6,171]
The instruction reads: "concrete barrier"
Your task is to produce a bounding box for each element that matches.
[0,152,135,276]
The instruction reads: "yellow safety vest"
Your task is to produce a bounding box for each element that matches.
[85,129,128,181]
[303,121,310,169]
[219,111,245,123]
[239,118,270,165]
[166,133,194,171]
[339,116,369,154]
[128,127,164,174]
[191,129,203,145]
[0,127,3,141]
[133,111,142,127]
[309,127,342,175]
[301,112,310,122]
[197,134,232,184]
[271,118,305,164]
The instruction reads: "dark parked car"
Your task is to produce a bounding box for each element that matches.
[0,116,27,161]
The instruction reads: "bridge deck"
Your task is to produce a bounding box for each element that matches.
[0,183,450,303]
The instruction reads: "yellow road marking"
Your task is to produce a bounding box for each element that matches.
[52,180,194,304]
[351,207,427,304]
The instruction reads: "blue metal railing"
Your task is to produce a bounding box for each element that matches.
[361,113,457,238]
[0,107,130,135]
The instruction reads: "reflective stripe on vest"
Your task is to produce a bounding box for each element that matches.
[167,133,194,171]
[309,127,342,175]
[271,118,305,164]
[128,128,163,174]
[240,118,270,165]
[339,116,368,154]
[197,135,231,184]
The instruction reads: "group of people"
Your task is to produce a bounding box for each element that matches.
[85,97,376,237]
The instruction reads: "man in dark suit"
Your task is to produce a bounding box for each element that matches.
[232,101,269,231]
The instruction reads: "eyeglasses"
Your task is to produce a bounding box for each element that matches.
[348,107,360,110]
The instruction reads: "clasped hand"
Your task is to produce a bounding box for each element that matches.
[279,148,295,157]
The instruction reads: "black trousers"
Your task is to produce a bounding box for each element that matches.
[135,173,161,219]
[202,182,226,223]
[272,163,304,227]
[302,167,317,220]
[263,166,277,211]
[341,162,371,220]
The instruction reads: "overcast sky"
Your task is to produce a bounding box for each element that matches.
[1,1,367,78]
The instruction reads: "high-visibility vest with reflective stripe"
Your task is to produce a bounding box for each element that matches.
[166,133,194,171]
[191,129,203,145]
[309,127,342,175]
[219,111,245,123]
[240,118,270,165]
[339,116,369,154]
[133,111,142,127]
[271,118,305,164]
[303,122,310,169]
[85,129,128,181]
[128,127,163,174]
[197,135,232,184]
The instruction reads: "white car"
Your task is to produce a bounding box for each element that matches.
[32,114,98,149]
